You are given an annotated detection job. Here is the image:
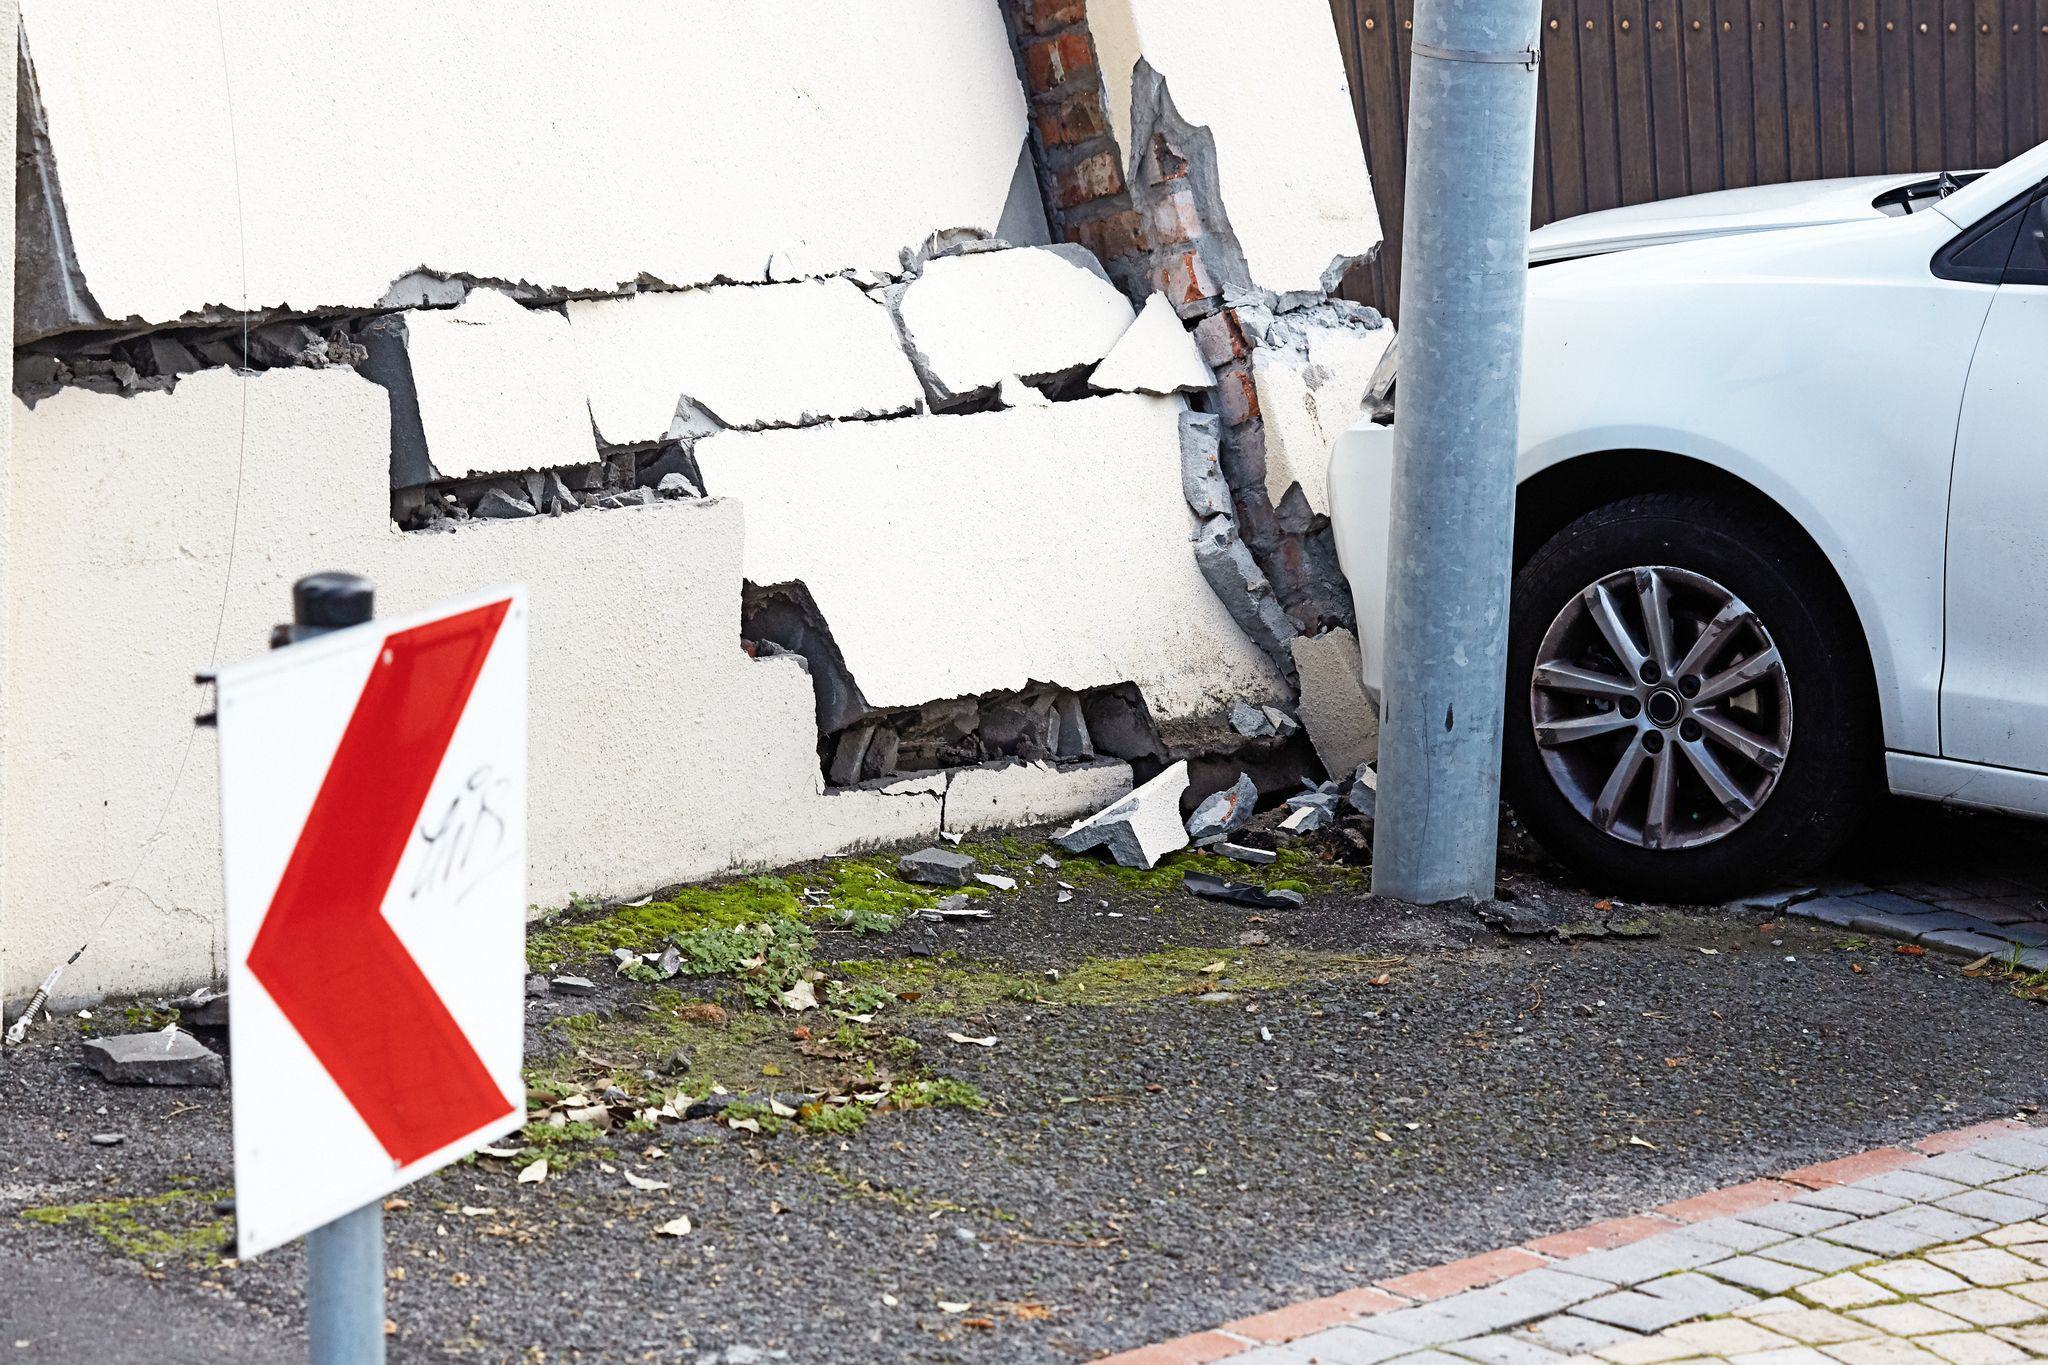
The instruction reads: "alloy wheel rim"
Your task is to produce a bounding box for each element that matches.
[1530,565,1794,851]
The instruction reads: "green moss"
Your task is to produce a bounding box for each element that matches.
[893,1078,987,1111]
[841,945,1398,1013]
[800,1101,873,1135]
[22,1187,232,1266]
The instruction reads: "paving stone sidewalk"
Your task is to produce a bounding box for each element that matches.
[1110,1124,2048,1365]
[1759,884,2048,972]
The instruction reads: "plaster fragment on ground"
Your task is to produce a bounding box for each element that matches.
[1290,628,1379,776]
[1053,760,1192,870]
[569,279,925,445]
[399,287,594,479]
[1090,294,1216,397]
[893,245,1136,405]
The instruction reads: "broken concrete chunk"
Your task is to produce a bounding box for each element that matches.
[399,288,596,480]
[81,1029,224,1087]
[894,246,1137,405]
[1193,515,1299,662]
[657,472,701,499]
[1290,629,1379,778]
[1184,871,1301,910]
[569,279,926,445]
[1179,410,1234,519]
[1217,841,1277,866]
[828,726,876,788]
[1279,803,1332,836]
[898,847,979,887]
[1052,760,1191,870]
[1090,295,1217,397]
[1255,312,1395,515]
[1229,700,1277,738]
[550,975,598,996]
[1186,772,1257,843]
[167,987,228,1031]
[475,487,538,520]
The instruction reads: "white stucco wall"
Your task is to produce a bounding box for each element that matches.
[695,395,1282,716]
[18,0,1029,323]
[2,370,1146,1004]
[1088,0,1381,297]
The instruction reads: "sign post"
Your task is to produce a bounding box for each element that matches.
[216,573,528,1361]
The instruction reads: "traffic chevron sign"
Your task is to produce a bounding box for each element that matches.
[217,586,528,1258]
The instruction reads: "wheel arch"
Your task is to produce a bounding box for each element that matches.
[1514,448,1885,740]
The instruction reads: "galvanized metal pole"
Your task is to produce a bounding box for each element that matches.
[280,572,385,1365]
[1371,0,1545,904]
[307,1200,384,1365]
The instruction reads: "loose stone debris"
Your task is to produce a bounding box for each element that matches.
[897,847,980,887]
[1052,761,1193,870]
[1229,700,1300,740]
[1186,772,1258,844]
[80,1028,225,1088]
[1475,896,1659,941]
[1183,872,1305,911]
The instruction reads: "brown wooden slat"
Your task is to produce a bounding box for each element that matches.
[1848,1,1884,172]
[1975,0,2005,165]
[1910,0,1947,167]
[1785,0,1824,180]
[1609,0,1657,204]
[1576,0,1624,211]
[1679,0,1725,191]
[1753,0,1792,184]
[1943,0,1978,165]
[1714,0,1758,187]
[1545,4,1590,218]
[1645,0,1693,196]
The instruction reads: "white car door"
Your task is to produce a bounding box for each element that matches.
[1944,182,2048,771]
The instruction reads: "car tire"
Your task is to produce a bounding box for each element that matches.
[1502,490,1878,902]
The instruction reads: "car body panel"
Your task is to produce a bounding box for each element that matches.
[1526,172,1936,263]
[1329,207,2000,760]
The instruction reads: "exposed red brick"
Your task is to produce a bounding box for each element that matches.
[1378,1247,1547,1302]
[1782,1147,1922,1188]
[1158,252,1217,309]
[1655,1180,1801,1223]
[1146,133,1191,185]
[1525,1215,1677,1259]
[1033,94,1107,148]
[1226,1295,1372,1344]
[1016,0,1088,35]
[1072,210,1148,265]
[1024,32,1095,91]
[1092,1331,1252,1365]
[1149,190,1204,246]
[1194,311,1249,367]
[1917,1120,2032,1154]
[1053,151,1124,209]
[1215,366,1259,427]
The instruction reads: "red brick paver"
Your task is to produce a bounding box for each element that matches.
[1781,1146,1923,1188]
[1916,1120,2031,1154]
[1097,1331,1255,1365]
[1655,1179,1803,1222]
[1525,1214,1678,1258]
[1377,1247,1548,1301]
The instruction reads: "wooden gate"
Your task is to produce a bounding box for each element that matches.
[1333,0,2048,314]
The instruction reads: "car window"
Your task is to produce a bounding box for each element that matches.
[2007,193,2048,286]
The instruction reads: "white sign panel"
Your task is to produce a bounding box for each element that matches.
[217,586,528,1258]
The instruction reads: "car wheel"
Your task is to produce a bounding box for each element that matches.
[1502,490,1877,901]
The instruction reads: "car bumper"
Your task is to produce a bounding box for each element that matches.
[1326,417,1397,705]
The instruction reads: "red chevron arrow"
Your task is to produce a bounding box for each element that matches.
[247,600,514,1166]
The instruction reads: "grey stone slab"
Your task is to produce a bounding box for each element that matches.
[1990,1175,2048,1203]
[1917,1152,2024,1185]
[1434,1270,1615,1333]
[1980,921,2048,947]
[1852,1169,1972,1202]
[1937,1189,2048,1223]
[1848,890,1945,916]
[1557,1233,1724,1286]
[1227,1348,1322,1365]
[1385,1354,1478,1365]
[1964,1135,2048,1171]
[1517,1315,1640,1355]
[1569,1291,1698,1333]
[1852,908,1983,939]
[1737,886,1821,914]
[1445,1334,1565,1365]
[2011,948,2048,972]
[1822,1208,1987,1256]
[1288,1327,1414,1365]
[1639,1271,1758,1317]
[1794,1186,1912,1216]
[1740,1202,1856,1235]
[1686,1218,1793,1253]
[1701,1255,1824,1294]
[1789,896,1864,928]
[79,1029,224,1087]
[1921,928,2021,958]
[1757,1237,1878,1272]
[1372,1304,1498,1347]
[1893,1205,1997,1239]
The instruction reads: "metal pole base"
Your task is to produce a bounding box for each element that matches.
[307,1201,384,1365]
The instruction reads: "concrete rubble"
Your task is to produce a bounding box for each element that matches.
[1090,294,1216,396]
[1291,628,1380,777]
[80,1028,224,1087]
[1186,772,1258,843]
[1053,760,1192,870]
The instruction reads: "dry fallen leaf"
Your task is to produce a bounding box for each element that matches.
[1201,961,1228,974]
[623,1170,671,1192]
[1626,1136,1658,1150]
[477,1146,521,1159]
[937,1301,972,1314]
[1896,944,1927,956]
[780,979,819,1012]
[655,1216,693,1237]
[1851,963,1865,974]
[946,1032,999,1048]
[517,1158,547,1185]
[1368,974,1392,987]
[1010,1302,1054,1322]
[459,1206,497,1217]
[963,1318,997,1330]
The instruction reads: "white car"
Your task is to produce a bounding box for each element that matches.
[1328,140,2048,900]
